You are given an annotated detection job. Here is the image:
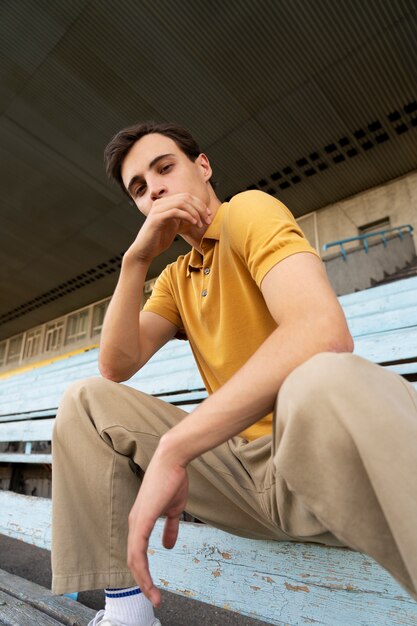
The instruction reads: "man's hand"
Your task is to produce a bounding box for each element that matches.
[127,193,212,264]
[127,445,189,607]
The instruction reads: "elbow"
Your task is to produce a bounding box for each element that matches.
[98,353,139,383]
[99,367,127,383]
[326,328,354,355]
[98,362,127,383]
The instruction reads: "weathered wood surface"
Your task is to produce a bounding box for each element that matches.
[342,286,417,317]
[1,274,417,423]
[347,304,417,336]
[0,453,51,464]
[0,340,204,418]
[0,492,51,549]
[0,419,54,443]
[0,569,94,626]
[1,493,416,625]
[353,326,417,363]
[339,275,417,305]
[0,590,62,626]
[149,522,417,626]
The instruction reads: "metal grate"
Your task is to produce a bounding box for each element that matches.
[225,98,417,201]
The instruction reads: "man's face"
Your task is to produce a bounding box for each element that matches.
[121,133,212,217]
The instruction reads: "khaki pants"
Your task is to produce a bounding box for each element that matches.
[51,353,417,599]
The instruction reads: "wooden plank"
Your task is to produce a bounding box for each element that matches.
[353,326,417,363]
[0,342,203,417]
[339,275,417,306]
[1,493,416,625]
[343,288,417,318]
[0,569,95,626]
[149,521,417,626]
[156,389,207,404]
[0,589,63,626]
[348,307,417,337]
[0,410,56,424]
[0,419,54,443]
[387,362,417,376]
[0,492,51,549]
[0,454,52,464]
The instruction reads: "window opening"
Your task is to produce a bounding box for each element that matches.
[91,300,110,337]
[44,320,64,353]
[24,327,43,359]
[65,309,89,345]
[6,334,24,365]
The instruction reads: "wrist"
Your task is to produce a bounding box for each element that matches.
[157,429,192,468]
[122,249,152,270]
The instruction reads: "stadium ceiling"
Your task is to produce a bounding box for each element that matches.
[1,0,417,340]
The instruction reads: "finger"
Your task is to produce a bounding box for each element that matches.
[129,540,162,607]
[167,202,207,226]
[151,205,200,226]
[127,517,160,606]
[158,207,204,228]
[153,196,211,226]
[181,197,212,224]
[162,515,180,549]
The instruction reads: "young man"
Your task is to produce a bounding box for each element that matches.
[52,122,417,626]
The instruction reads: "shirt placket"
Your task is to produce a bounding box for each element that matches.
[200,243,213,304]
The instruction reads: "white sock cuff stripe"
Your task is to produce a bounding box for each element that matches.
[105,586,141,598]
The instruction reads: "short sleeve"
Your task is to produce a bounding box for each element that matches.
[143,266,183,329]
[226,190,319,287]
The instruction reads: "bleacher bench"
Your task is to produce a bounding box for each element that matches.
[1,275,417,625]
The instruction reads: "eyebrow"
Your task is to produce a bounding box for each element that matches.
[127,153,175,196]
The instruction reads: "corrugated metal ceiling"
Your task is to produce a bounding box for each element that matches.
[0,0,416,338]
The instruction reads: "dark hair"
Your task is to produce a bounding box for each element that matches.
[104,120,216,198]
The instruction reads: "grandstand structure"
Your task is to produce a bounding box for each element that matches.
[1,3,417,623]
[0,0,416,484]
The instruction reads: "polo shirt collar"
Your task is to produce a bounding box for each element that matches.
[187,201,226,276]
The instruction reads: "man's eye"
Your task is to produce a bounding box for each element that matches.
[161,164,172,173]
[134,186,146,197]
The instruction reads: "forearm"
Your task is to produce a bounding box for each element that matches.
[160,319,353,465]
[99,252,150,380]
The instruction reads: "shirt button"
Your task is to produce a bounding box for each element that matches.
[202,289,208,297]
[204,267,210,275]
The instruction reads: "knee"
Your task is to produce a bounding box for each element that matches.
[279,352,362,416]
[54,376,116,432]
[59,375,115,406]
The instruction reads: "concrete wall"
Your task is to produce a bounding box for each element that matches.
[316,170,417,256]
[324,232,416,295]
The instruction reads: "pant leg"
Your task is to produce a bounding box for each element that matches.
[52,376,289,594]
[52,376,177,594]
[268,352,417,599]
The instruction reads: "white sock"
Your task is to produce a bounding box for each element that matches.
[104,586,156,625]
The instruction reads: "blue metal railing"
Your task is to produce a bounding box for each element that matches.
[322,225,414,261]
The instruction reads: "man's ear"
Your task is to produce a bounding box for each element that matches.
[197,153,212,182]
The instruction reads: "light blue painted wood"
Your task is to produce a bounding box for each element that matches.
[387,362,417,375]
[347,305,417,336]
[343,288,417,318]
[339,275,417,305]
[0,493,416,625]
[0,418,54,442]
[0,491,51,549]
[0,340,204,417]
[149,521,417,626]
[154,389,207,404]
[0,409,57,424]
[1,323,417,419]
[0,453,51,463]
[353,326,417,362]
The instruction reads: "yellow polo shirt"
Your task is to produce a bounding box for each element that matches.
[143,190,318,440]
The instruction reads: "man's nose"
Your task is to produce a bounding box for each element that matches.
[150,185,167,201]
